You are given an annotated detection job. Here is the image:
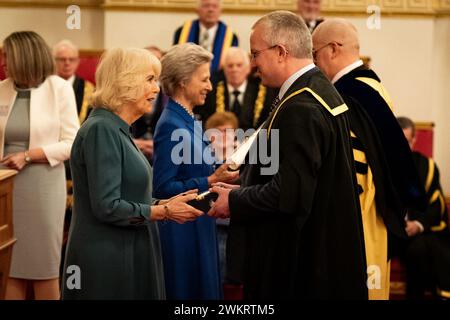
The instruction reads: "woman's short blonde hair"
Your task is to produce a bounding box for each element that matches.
[90,48,161,112]
[160,43,212,97]
[3,31,55,88]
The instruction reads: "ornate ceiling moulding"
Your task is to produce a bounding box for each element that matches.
[0,0,102,8]
[0,0,449,16]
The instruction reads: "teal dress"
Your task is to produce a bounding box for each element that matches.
[62,108,165,300]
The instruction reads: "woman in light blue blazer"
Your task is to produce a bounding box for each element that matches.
[153,43,238,299]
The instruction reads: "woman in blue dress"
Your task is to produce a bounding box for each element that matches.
[153,43,239,299]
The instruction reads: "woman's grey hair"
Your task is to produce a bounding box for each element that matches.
[160,43,213,97]
[253,10,312,59]
[90,47,161,112]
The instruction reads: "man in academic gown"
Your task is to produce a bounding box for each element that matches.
[398,117,450,300]
[208,11,368,300]
[53,40,94,124]
[312,19,426,299]
[173,0,238,72]
[196,47,277,130]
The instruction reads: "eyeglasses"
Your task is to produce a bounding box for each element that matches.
[250,45,278,60]
[55,57,79,63]
[312,42,343,61]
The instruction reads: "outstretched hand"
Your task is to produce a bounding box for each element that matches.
[166,191,204,224]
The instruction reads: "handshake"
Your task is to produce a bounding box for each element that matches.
[155,182,240,223]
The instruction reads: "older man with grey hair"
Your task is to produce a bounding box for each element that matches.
[53,39,94,124]
[208,11,367,299]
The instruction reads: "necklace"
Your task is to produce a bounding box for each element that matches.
[173,99,195,118]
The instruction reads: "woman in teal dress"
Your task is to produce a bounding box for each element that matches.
[153,43,239,299]
[62,48,203,300]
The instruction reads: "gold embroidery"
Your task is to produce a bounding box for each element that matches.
[216,81,226,113]
[253,84,266,127]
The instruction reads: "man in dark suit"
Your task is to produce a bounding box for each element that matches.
[312,18,426,299]
[208,11,367,299]
[196,47,277,130]
[173,0,238,72]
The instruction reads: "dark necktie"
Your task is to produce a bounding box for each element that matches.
[231,90,241,117]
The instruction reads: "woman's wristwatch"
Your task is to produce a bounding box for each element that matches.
[24,151,32,164]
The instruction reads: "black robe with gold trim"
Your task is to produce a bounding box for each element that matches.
[333,66,423,258]
[334,67,426,216]
[73,76,94,124]
[404,151,450,298]
[227,67,367,299]
[409,151,448,232]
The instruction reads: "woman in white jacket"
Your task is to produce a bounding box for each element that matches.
[0,31,79,299]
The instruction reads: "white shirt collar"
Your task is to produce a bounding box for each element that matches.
[228,80,247,104]
[279,63,316,100]
[67,75,76,86]
[331,59,364,84]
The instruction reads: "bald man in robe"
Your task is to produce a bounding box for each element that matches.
[312,19,426,299]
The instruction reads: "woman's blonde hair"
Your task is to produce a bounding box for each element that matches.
[3,31,55,88]
[90,47,161,112]
[160,43,212,97]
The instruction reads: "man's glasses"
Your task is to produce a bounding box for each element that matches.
[312,42,343,61]
[250,45,278,60]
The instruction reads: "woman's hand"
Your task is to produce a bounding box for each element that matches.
[1,152,27,171]
[207,163,239,186]
[165,192,204,224]
[158,189,198,206]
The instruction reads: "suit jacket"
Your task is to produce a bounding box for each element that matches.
[195,76,278,130]
[227,67,368,299]
[333,66,421,258]
[152,98,222,299]
[0,76,79,166]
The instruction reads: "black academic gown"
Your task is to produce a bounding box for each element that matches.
[227,67,368,299]
[195,76,277,130]
[403,151,450,297]
[333,66,421,257]
[334,67,426,214]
